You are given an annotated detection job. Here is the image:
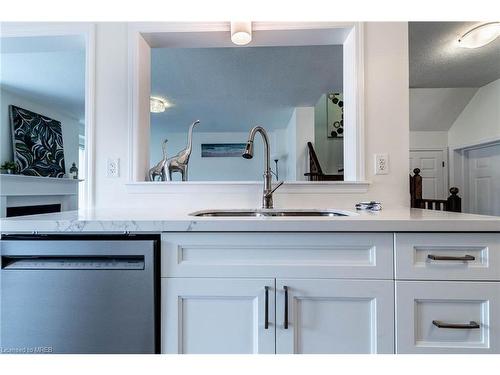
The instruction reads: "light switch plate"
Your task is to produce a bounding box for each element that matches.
[374,153,389,175]
[107,158,120,178]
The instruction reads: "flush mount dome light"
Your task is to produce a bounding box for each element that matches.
[458,22,500,48]
[230,21,252,46]
[150,97,171,113]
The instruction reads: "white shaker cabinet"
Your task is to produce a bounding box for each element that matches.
[396,281,500,353]
[160,232,394,354]
[162,278,393,354]
[395,233,500,354]
[161,232,500,354]
[162,278,276,354]
[275,279,394,354]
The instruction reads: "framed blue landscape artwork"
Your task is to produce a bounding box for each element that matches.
[201,143,246,157]
[9,105,66,178]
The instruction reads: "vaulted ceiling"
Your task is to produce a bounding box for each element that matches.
[410,88,478,131]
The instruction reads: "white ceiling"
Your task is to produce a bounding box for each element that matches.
[0,35,86,122]
[150,45,343,132]
[410,88,478,131]
[409,22,500,88]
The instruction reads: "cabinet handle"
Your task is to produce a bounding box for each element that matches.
[427,254,475,261]
[264,286,269,330]
[432,320,480,329]
[283,286,289,329]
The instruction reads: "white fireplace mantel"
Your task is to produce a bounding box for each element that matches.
[0,174,82,218]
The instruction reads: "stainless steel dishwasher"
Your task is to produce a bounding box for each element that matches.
[0,234,160,354]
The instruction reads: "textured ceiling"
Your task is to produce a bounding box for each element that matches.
[409,22,500,88]
[150,45,343,132]
[0,35,85,121]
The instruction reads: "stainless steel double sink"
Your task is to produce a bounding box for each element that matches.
[190,209,358,217]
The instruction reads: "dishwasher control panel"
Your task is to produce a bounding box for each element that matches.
[2,256,145,270]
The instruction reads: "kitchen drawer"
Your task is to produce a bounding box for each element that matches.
[396,281,500,353]
[161,233,393,279]
[395,233,500,280]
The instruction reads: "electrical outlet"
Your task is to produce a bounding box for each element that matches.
[374,153,389,175]
[107,158,120,178]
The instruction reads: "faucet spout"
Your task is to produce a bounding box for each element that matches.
[242,125,283,209]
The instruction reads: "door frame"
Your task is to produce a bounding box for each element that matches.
[409,147,449,199]
[450,137,500,213]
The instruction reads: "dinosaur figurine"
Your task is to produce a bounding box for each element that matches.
[148,139,168,181]
[165,120,200,181]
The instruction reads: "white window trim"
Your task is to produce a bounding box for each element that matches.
[127,22,366,192]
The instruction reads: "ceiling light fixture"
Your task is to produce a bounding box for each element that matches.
[150,97,171,113]
[458,22,500,49]
[230,21,252,46]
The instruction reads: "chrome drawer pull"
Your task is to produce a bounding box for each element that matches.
[283,286,289,329]
[427,254,475,261]
[432,320,480,329]
[264,286,269,330]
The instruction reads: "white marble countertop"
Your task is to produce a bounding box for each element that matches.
[1,207,499,233]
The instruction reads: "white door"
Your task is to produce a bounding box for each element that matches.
[162,278,275,354]
[410,150,446,199]
[275,279,394,354]
[466,143,500,216]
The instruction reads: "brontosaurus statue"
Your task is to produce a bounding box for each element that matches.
[148,139,168,181]
[165,120,200,181]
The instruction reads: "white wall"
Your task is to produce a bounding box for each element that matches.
[94,23,129,206]
[0,87,80,173]
[93,22,409,212]
[410,131,448,150]
[358,22,409,206]
[149,130,272,181]
[283,107,314,181]
[294,107,315,181]
[448,78,500,148]
[285,110,297,180]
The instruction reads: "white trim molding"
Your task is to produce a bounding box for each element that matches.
[449,137,500,213]
[125,181,370,195]
[127,22,366,185]
[343,22,365,182]
[0,174,81,218]
[0,174,82,196]
[0,22,96,210]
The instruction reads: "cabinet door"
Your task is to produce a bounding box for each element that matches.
[276,279,394,354]
[162,278,275,354]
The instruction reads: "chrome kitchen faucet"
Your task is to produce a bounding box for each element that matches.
[242,126,284,209]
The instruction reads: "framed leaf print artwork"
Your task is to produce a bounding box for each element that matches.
[9,105,66,178]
